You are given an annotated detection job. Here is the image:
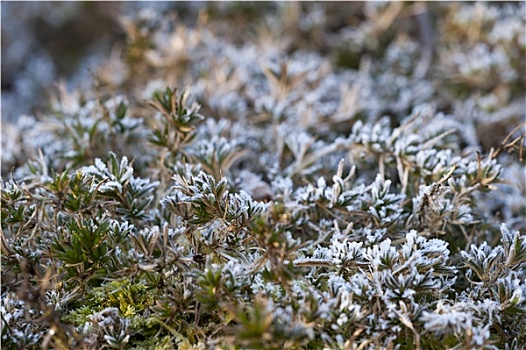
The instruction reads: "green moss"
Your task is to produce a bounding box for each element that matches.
[128,335,177,350]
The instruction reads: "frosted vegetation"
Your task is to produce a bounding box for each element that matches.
[1,2,525,349]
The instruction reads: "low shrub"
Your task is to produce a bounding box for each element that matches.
[2,2,525,349]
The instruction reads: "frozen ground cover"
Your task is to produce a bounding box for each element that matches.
[1,2,525,349]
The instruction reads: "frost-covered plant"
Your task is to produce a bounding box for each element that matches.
[2,2,526,349]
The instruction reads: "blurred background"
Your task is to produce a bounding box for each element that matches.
[1,2,204,121]
[2,1,524,129]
